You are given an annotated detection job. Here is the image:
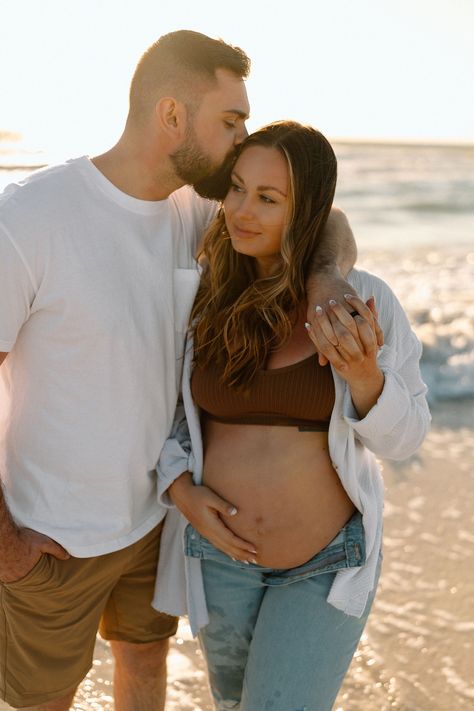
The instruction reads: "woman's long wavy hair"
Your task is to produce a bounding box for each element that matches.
[191,120,337,389]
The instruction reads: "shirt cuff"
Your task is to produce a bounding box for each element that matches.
[343,368,409,438]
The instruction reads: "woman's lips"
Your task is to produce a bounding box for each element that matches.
[231,224,260,238]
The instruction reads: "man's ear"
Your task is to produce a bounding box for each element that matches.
[155,97,187,140]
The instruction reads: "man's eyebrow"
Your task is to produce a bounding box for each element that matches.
[231,170,287,197]
[224,109,249,119]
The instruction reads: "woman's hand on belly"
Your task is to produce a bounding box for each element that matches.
[168,471,258,562]
[202,422,356,568]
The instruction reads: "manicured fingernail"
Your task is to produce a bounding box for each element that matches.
[304,322,311,330]
[344,294,354,301]
[243,560,250,565]
[231,557,237,561]
[329,299,337,306]
[228,506,238,516]
[249,558,258,565]
[315,305,323,315]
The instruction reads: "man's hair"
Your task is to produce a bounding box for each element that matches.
[129,30,250,122]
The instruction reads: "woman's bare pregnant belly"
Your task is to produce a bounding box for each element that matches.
[202,419,356,568]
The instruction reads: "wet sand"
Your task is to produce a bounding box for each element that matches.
[1,400,472,710]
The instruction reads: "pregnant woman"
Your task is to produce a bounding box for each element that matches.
[154,120,430,710]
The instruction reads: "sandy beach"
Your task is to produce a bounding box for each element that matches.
[1,400,472,711]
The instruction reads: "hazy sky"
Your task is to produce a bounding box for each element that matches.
[0,0,472,160]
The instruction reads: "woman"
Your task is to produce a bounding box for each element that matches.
[154,121,430,710]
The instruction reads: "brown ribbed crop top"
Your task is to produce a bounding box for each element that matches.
[191,353,335,430]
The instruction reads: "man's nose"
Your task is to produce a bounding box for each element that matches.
[235,123,248,146]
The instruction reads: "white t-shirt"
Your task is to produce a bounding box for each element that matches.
[0,156,215,556]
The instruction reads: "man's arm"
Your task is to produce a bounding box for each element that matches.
[0,352,69,583]
[0,484,70,584]
[305,208,383,367]
[307,206,357,280]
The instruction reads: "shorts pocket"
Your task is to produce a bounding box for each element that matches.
[5,554,50,589]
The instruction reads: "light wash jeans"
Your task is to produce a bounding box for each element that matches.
[185,511,381,711]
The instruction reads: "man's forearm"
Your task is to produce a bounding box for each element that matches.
[307,206,357,278]
[0,482,18,541]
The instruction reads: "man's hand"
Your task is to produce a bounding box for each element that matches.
[0,526,70,584]
[306,265,358,321]
[169,472,258,562]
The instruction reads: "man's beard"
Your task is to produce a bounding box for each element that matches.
[170,131,237,201]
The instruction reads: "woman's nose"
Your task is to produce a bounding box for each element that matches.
[234,195,254,219]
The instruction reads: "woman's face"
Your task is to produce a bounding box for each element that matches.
[223,145,290,276]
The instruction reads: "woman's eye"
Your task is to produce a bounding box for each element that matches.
[230,182,243,193]
[260,195,275,204]
[225,121,236,129]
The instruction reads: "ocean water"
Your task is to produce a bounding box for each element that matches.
[334,141,474,406]
[1,140,473,406]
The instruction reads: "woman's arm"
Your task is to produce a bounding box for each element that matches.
[306,275,431,460]
[157,400,258,560]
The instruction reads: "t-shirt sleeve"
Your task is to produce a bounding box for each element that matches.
[195,194,218,230]
[0,226,35,351]
[191,193,218,253]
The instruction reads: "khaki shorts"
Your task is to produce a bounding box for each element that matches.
[0,520,178,708]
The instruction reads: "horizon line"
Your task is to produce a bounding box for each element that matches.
[329,135,474,148]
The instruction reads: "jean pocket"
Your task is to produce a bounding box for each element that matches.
[184,524,200,557]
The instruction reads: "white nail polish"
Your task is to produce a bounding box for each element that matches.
[315,305,323,314]
[228,506,238,516]
[304,322,311,330]
[329,299,336,306]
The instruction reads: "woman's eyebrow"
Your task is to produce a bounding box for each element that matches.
[231,170,287,197]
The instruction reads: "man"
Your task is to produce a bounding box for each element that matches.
[0,30,359,710]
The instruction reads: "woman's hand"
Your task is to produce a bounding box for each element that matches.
[306,281,384,366]
[305,294,385,418]
[169,472,258,563]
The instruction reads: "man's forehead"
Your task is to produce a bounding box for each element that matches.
[204,68,250,116]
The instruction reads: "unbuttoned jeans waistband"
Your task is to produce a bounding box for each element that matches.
[184,510,365,587]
